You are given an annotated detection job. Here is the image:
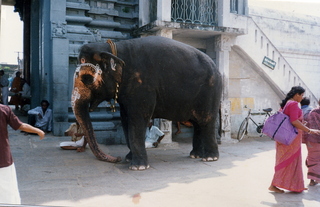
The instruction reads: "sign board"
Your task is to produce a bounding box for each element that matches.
[262,56,276,70]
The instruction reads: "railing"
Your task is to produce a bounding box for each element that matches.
[234,17,318,106]
[171,0,218,26]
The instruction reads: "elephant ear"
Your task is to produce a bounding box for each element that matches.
[95,52,125,83]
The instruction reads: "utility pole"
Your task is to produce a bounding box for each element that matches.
[15,51,22,68]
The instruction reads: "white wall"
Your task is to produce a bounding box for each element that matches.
[249,6,320,100]
[229,49,281,137]
[0,5,23,64]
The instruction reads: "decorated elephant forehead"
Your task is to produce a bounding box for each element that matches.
[74,63,104,86]
[75,63,102,75]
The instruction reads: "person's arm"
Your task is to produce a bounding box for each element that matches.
[292,120,320,135]
[18,123,45,139]
[28,107,40,115]
[74,132,85,136]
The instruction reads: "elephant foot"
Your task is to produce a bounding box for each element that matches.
[190,154,201,159]
[201,157,218,162]
[125,152,132,162]
[129,165,150,171]
[189,151,202,159]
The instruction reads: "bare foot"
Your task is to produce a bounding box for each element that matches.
[269,185,284,193]
[77,147,86,152]
[309,180,318,186]
[152,142,159,148]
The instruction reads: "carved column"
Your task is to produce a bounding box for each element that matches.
[154,2,173,143]
[215,34,233,141]
[51,0,69,135]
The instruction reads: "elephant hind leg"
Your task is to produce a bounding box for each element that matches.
[190,120,219,162]
[189,121,203,159]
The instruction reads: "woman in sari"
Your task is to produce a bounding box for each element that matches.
[9,72,22,110]
[303,99,320,186]
[269,86,320,193]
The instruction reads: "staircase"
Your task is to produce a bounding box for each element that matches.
[233,17,318,105]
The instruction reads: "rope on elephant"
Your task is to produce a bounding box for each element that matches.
[106,39,119,113]
[107,39,117,56]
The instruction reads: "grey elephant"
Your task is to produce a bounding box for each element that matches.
[72,36,222,170]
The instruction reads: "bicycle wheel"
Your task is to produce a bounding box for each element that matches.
[237,118,248,141]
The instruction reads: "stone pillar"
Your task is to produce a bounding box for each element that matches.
[50,0,69,135]
[154,27,173,144]
[157,0,171,21]
[154,3,173,143]
[215,35,233,141]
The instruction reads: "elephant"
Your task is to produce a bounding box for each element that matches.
[71,36,222,170]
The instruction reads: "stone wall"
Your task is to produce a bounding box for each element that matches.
[249,6,320,100]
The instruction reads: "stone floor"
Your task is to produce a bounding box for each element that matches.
[4,109,320,207]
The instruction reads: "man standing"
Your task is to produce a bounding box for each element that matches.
[0,104,45,204]
[0,70,9,105]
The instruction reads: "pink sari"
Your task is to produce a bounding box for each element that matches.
[271,101,305,192]
[306,141,320,183]
[304,107,320,183]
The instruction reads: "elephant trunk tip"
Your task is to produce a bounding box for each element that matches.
[98,155,122,163]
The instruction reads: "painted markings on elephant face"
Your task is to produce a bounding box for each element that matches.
[71,87,81,111]
[75,63,104,88]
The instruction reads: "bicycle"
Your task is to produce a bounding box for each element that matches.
[237,107,273,141]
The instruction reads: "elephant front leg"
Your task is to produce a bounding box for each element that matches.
[127,124,150,171]
[129,140,150,170]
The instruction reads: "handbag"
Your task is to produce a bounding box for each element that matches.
[262,103,298,145]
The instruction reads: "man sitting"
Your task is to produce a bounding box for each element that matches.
[27,100,52,133]
[60,122,86,150]
[145,120,165,148]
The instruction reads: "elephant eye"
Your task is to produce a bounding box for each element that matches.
[81,74,94,85]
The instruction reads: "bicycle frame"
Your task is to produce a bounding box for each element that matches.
[237,108,272,141]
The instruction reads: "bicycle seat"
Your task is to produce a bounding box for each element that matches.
[263,108,272,113]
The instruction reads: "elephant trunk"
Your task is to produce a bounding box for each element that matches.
[73,99,121,163]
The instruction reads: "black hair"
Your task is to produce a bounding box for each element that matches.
[280,86,305,108]
[41,100,50,106]
[300,97,310,106]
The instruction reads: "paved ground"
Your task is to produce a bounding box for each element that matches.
[5,111,320,207]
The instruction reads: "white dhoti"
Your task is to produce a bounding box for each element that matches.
[60,136,86,149]
[0,163,21,205]
[1,86,8,105]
